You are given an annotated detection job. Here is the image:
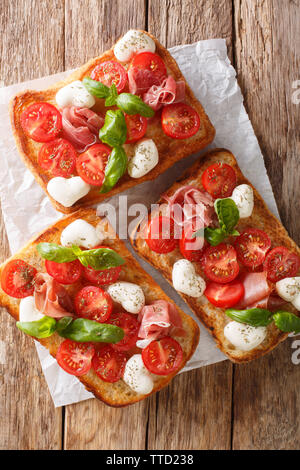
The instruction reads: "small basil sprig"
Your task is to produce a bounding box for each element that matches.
[225,308,274,327]
[273,311,300,334]
[99,109,127,147]
[100,146,128,194]
[57,317,124,343]
[82,77,117,107]
[16,316,57,339]
[116,93,154,117]
[37,243,125,271]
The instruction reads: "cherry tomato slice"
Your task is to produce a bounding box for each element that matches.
[21,102,62,143]
[56,339,95,376]
[235,228,271,268]
[109,312,140,352]
[161,102,200,139]
[1,259,37,298]
[201,163,237,199]
[92,345,127,383]
[45,259,82,285]
[179,225,208,262]
[263,246,300,283]
[76,143,111,186]
[204,280,245,308]
[38,138,77,177]
[129,52,167,90]
[203,243,239,284]
[90,60,127,93]
[75,286,113,323]
[146,216,178,254]
[142,337,183,376]
[82,265,121,285]
[125,114,147,143]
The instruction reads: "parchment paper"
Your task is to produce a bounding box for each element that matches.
[0,39,279,407]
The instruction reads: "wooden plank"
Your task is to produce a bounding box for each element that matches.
[232,0,300,449]
[0,0,64,449]
[147,0,234,450]
[63,0,149,450]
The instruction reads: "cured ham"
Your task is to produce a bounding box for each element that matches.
[235,272,272,309]
[143,76,186,111]
[34,272,74,319]
[62,106,104,152]
[137,300,185,348]
[128,67,162,95]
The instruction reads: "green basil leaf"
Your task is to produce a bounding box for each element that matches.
[17,316,57,339]
[100,146,128,193]
[77,247,125,270]
[56,316,73,335]
[204,227,226,246]
[105,84,118,107]
[225,308,274,327]
[36,243,77,263]
[273,311,300,334]
[82,77,110,99]
[57,318,124,343]
[229,229,240,237]
[99,109,127,147]
[116,93,155,118]
[214,198,240,234]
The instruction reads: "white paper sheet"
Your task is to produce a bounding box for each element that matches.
[0,38,279,407]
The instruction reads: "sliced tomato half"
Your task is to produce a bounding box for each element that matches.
[45,259,82,285]
[109,312,140,352]
[203,243,239,284]
[91,60,127,92]
[1,259,37,298]
[76,143,111,186]
[146,215,178,254]
[142,337,183,376]
[56,339,95,376]
[129,51,167,90]
[74,286,113,323]
[21,102,62,142]
[263,246,300,283]
[235,228,271,268]
[179,225,207,262]
[201,163,237,199]
[125,114,147,143]
[161,103,200,139]
[92,345,127,383]
[204,280,245,308]
[38,138,77,177]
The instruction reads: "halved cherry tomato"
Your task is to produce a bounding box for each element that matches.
[235,228,271,268]
[38,138,77,177]
[142,337,183,376]
[204,280,245,308]
[90,60,127,93]
[1,259,37,298]
[201,163,237,199]
[21,102,62,142]
[76,143,111,186]
[263,246,300,283]
[92,345,127,383]
[161,103,200,139]
[45,259,82,285]
[203,243,239,284]
[75,286,113,323]
[125,114,147,143]
[146,215,178,254]
[179,225,208,262]
[129,51,167,90]
[82,265,121,285]
[109,312,140,352]
[56,339,95,376]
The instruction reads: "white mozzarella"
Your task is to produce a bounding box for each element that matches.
[172,259,206,298]
[107,282,145,314]
[128,139,159,179]
[19,297,44,322]
[224,321,267,351]
[114,30,155,62]
[276,277,300,311]
[123,354,154,395]
[55,80,95,108]
[230,184,254,218]
[47,177,91,207]
[60,219,103,249]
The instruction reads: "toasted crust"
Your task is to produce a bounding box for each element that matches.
[0,208,199,407]
[130,149,300,363]
[10,30,215,214]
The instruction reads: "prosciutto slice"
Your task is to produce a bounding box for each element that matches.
[34,273,74,319]
[62,106,104,153]
[143,76,186,111]
[127,67,163,95]
[137,300,185,349]
[235,272,272,310]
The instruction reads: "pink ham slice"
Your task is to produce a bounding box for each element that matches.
[143,76,186,111]
[62,106,104,153]
[137,300,185,348]
[128,67,163,95]
[234,272,272,309]
[34,273,74,319]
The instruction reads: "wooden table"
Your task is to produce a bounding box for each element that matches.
[0,0,299,450]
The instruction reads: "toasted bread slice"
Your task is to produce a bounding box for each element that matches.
[0,208,199,406]
[10,30,215,214]
[130,149,300,363]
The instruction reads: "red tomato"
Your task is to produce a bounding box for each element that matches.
[146,216,178,254]
[179,225,207,262]
[129,51,167,89]
[125,114,147,143]
[235,228,271,268]
[1,259,37,298]
[263,246,300,283]
[203,243,239,284]
[82,265,121,285]
[142,337,183,376]
[109,312,140,352]
[45,259,82,285]
[201,163,237,199]
[161,103,200,140]
[92,345,127,383]
[21,102,62,142]
[56,339,95,376]
[90,60,127,92]
[38,138,77,177]
[76,143,111,186]
[204,280,245,308]
[75,286,113,323]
